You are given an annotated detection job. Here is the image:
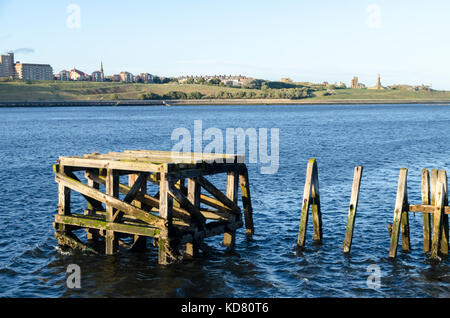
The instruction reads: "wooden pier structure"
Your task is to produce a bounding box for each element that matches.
[389,168,449,260]
[52,150,254,264]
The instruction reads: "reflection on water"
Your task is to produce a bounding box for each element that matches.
[0,104,449,297]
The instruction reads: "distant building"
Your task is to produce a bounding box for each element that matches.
[70,68,89,81]
[119,71,133,83]
[350,76,365,89]
[59,70,70,81]
[368,74,385,90]
[0,52,15,78]
[91,62,104,82]
[14,63,53,81]
[139,73,153,83]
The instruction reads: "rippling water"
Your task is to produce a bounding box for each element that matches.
[0,104,450,297]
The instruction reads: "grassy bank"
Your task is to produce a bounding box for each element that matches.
[1,80,450,103]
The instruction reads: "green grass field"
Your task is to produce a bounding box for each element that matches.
[1,80,450,102]
[0,80,262,101]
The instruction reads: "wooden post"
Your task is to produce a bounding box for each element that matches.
[129,174,147,251]
[158,172,174,265]
[105,169,119,255]
[389,168,408,258]
[186,177,201,258]
[437,170,449,255]
[224,171,238,249]
[56,165,71,237]
[343,166,363,253]
[311,161,322,243]
[431,182,445,260]
[421,169,432,253]
[297,159,322,248]
[239,166,254,237]
[85,171,100,241]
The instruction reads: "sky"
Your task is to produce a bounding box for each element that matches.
[0,0,450,89]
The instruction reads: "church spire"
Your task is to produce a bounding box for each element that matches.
[100,61,104,74]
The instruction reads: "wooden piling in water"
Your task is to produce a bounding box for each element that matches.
[297,158,322,248]
[52,150,253,265]
[343,166,363,254]
[390,167,450,260]
[389,168,408,259]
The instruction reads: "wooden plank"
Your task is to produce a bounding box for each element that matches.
[343,166,363,253]
[409,204,450,214]
[239,166,254,237]
[421,169,432,253]
[54,214,161,237]
[54,172,165,228]
[438,170,449,255]
[297,158,315,248]
[389,168,408,258]
[431,182,445,260]
[224,171,239,249]
[59,156,162,173]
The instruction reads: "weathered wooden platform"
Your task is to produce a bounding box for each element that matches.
[52,150,254,264]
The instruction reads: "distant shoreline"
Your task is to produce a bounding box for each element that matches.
[1,98,450,107]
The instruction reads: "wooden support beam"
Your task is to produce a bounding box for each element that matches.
[421,169,432,253]
[168,184,206,225]
[239,166,254,237]
[437,170,449,255]
[197,176,240,215]
[343,166,363,253]
[54,231,99,254]
[105,169,119,255]
[158,173,174,265]
[55,172,165,227]
[389,168,408,258]
[431,182,445,260]
[223,171,238,249]
[128,174,148,251]
[85,170,100,241]
[186,178,201,258]
[54,214,161,237]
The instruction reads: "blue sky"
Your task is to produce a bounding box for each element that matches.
[1,0,450,89]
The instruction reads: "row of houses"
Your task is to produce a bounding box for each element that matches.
[177,75,247,86]
[56,63,155,84]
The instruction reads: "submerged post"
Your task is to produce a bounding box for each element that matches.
[343,166,363,253]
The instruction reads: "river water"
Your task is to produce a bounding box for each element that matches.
[0,104,449,297]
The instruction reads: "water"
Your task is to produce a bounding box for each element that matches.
[0,104,449,298]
